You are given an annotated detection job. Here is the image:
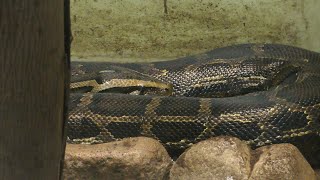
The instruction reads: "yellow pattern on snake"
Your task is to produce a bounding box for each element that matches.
[68,44,320,166]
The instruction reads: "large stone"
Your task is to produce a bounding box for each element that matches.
[249,144,317,180]
[170,136,252,180]
[169,137,317,180]
[63,137,172,180]
[315,169,320,179]
[63,136,318,179]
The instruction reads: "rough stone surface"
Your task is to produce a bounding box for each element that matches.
[169,137,317,180]
[249,144,317,180]
[170,137,252,180]
[63,137,172,180]
[63,136,318,179]
[315,169,320,179]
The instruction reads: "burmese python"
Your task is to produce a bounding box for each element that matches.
[68,44,320,166]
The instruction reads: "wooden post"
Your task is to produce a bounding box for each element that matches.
[0,1,68,179]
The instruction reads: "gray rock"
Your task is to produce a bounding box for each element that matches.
[170,136,252,180]
[63,137,172,180]
[249,144,317,180]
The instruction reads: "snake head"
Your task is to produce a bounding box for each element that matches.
[71,63,174,96]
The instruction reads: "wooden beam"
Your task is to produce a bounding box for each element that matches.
[0,0,68,179]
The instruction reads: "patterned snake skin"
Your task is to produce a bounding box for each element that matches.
[68,44,320,166]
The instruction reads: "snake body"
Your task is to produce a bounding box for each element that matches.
[68,44,320,166]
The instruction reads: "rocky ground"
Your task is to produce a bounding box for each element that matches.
[63,137,319,180]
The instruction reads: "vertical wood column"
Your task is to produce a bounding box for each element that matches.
[0,0,67,179]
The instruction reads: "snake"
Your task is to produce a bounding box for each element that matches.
[67,43,320,166]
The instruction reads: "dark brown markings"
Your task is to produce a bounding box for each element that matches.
[151,121,205,143]
[212,121,261,141]
[88,93,152,116]
[186,80,267,98]
[67,117,102,140]
[269,110,309,131]
[210,93,275,116]
[68,93,84,111]
[105,122,142,139]
[276,76,320,106]
[155,96,201,116]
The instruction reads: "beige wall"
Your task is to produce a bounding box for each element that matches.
[71,0,320,62]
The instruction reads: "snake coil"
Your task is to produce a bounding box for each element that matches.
[68,44,320,166]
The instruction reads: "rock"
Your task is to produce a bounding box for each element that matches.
[63,137,172,180]
[249,144,317,180]
[170,136,252,180]
[314,169,320,179]
[63,136,317,179]
[169,137,317,180]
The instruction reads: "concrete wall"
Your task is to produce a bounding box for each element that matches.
[70,0,320,62]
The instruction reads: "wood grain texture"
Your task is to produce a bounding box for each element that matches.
[0,1,66,179]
